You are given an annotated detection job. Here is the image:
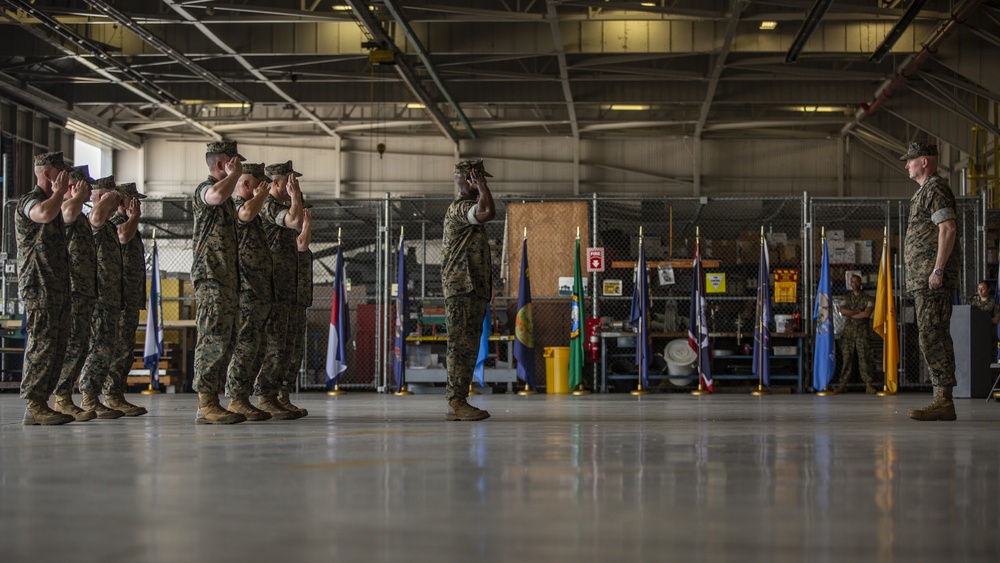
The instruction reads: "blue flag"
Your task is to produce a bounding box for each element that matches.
[393,232,407,392]
[687,239,713,392]
[752,235,771,388]
[513,238,536,390]
[629,237,651,390]
[995,251,1000,361]
[473,303,491,388]
[143,240,164,390]
[813,238,836,392]
[325,246,350,390]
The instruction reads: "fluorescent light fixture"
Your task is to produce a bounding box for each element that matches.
[640,2,656,6]
[786,105,851,113]
[405,103,425,109]
[180,99,205,105]
[760,21,777,30]
[332,5,352,10]
[215,102,250,109]
[606,104,651,111]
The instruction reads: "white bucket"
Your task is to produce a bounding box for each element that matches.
[664,339,697,386]
[774,314,794,333]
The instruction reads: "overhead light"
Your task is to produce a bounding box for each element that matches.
[405,103,425,109]
[760,21,777,30]
[215,103,250,109]
[786,105,851,114]
[640,2,656,6]
[180,99,205,105]
[180,100,249,109]
[606,104,651,111]
[332,4,352,10]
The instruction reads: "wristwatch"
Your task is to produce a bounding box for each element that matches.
[933,268,943,276]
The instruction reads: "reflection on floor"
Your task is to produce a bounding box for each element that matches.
[1,393,998,562]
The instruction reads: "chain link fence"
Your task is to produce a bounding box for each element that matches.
[0,192,992,393]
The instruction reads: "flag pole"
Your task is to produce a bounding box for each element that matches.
[518,227,539,396]
[876,225,893,397]
[816,227,835,396]
[571,225,590,396]
[328,226,347,396]
[141,228,161,395]
[631,226,650,396]
[691,226,709,396]
[751,225,770,396]
[395,226,413,396]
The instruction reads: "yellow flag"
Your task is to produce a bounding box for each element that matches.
[872,236,899,394]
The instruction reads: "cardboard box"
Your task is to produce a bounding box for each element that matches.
[826,229,845,242]
[854,240,873,265]
[830,241,856,264]
[767,232,788,245]
[779,242,800,263]
[708,240,739,263]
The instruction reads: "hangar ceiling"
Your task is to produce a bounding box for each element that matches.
[0,0,998,160]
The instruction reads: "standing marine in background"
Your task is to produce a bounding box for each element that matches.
[192,141,246,424]
[834,274,877,394]
[441,159,494,422]
[103,182,148,417]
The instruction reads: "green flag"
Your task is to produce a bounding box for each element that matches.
[569,237,585,389]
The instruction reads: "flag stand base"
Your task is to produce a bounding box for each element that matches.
[690,383,709,396]
[517,383,538,396]
[469,384,480,396]
[750,384,770,396]
[815,388,835,396]
[327,384,347,396]
[630,384,650,396]
[571,384,590,396]
[394,385,414,396]
[140,383,161,396]
[876,391,895,397]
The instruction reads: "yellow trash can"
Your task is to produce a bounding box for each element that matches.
[544,346,571,394]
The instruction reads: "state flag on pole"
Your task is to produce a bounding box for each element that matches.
[873,236,898,394]
[393,231,407,392]
[143,239,164,390]
[325,246,350,390]
[813,238,836,392]
[473,303,491,388]
[687,238,713,392]
[752,234,772,388]
[513,237,536,390]
[629,237,651,390]
[568,236,586,390]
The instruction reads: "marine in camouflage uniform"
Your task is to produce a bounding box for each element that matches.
[279,206,313,417]
[17,152,79,425]
[254,160,305,419]
[78,176,126,419]
[192,141,245,424]
[834,275,876,393]
[52,165,99,422]
[901,142,960,421]
[442,159,495,421]
[968,281,1000,360]
[102,183,148,417]
[223,163,275,421]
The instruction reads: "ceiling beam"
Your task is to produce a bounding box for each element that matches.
[694,0,747,139]
[785,0,836,63]
[545,1,578,138]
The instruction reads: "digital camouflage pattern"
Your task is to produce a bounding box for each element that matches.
[265,160,302,178]
[115,182,146,199]
[225,292,270,400]
[284,305,307,390]
[444,295,488,401]
[111,210,146,310]
[838,291,875,385]
[899,141,938,160]
[15,187,69,302]
[259,194,298,303]
[234,196,273,302]
[192,177,239,290]
[105,307,140,395]
[207,141,246,160]
[65,216,97,298]
[296,249,313,306]
[969,296,1000,320]
[68,165,95,184]
[904,173,959,293]
[20,301,70,401]
[33,151,70,169]
[194,281,238,394]
[442,196,492,300]
[54,295,96,397]
[254,304,291,396]
[912,289,956,387]
[93,220,123,309]
[78,302,119,395]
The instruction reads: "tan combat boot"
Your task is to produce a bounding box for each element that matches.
[23,399,75,425]
[81,393,125,419]
[908,386,957,421]
[256,394,298,420]
[54,393,97,422]
[277,389,308,418]
[105,393,148,417]
[226,397,272,422]
[196,393,245,424]
[446,398,490,421]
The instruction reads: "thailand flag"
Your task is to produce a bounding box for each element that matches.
[325,246,350,389]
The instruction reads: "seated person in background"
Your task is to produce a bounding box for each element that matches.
[968,280,1000,324]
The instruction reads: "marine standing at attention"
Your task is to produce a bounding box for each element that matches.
[442,159,495,422]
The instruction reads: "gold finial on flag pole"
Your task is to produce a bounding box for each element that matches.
[524,226,527,240]
[338,227,342,246]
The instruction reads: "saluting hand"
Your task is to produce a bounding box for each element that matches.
[51,171,69,196]
[127,197,141,219]
[224,156,243,178]
[286,174,301,198]
[253,182,266,199]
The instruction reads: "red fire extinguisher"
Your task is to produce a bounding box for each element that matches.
[585,318,602,363]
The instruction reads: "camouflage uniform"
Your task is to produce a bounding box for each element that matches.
[968,295,1000,320]
[442,194,492,401]
[54,213,97,396]
[284,248,313,390]
[837,291,875,386]
[79,214,124,396]
[105,209,145,395]
[254,193,298,396]
[193,176,240,394]
[225,193,273,399]
[904,172,959,387]
[16,186,71,402]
